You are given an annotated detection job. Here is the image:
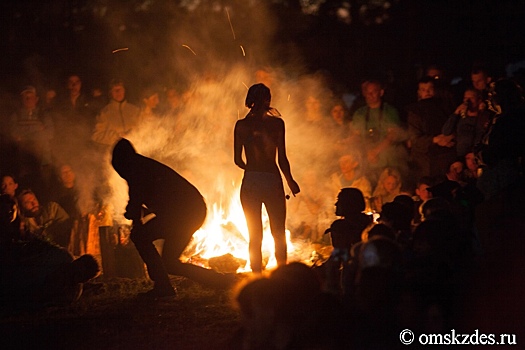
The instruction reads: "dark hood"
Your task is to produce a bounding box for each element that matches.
[111,138,137,179]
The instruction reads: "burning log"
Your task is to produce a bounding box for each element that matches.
[208,253,246,274]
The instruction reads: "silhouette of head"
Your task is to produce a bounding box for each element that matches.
[245,83,271,110]
[111,138,137,179]
[336,187,366,216]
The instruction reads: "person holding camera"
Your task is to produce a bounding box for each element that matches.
[442,87,490,158]
[350,79,408,187]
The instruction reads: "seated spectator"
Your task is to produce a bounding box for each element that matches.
[371,167,403,212]
[361,222,396,242]
[0,193,99,311]
[324,188,373,293]
[405,211,462,334]
[463,152,480,184]
[445,159,465,184]
[287,169,332,243]
[412,176,435,225]
[18,189,72,248]
[1,174,19,200]
[50,164,89,256]
[330,152,372,199]
[381,199,414,246]
[349,236,403,348]
[229,262,334,350]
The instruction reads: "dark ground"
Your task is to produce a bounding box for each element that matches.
[0,275,242,350]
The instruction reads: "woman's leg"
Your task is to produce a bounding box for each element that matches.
[264,186,287,267]
[241,180,264,273]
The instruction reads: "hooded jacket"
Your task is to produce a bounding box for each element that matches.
[111,138,205,221]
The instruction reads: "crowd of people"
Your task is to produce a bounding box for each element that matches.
[1,60,524,344]
[226,64,525,348]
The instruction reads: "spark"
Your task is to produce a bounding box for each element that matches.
[226,8,236,40]
[242,82,249,89]
[240,45,245,57]
[182,45,197,56]
[288,94,291,101]
[112,47,129,54]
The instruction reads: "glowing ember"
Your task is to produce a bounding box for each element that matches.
[182,44,197,56]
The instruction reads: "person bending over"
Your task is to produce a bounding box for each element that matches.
[112,138,233,298]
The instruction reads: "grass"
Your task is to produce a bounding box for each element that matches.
[0,276,242,350]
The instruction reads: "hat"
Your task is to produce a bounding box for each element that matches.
[20,85,37,95]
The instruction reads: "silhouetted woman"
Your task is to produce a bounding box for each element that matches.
[234,84,300,273]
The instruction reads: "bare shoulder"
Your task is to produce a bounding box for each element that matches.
[265,114,285,127]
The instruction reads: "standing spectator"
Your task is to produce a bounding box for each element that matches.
[138,87,161,125]
[475,79,525,253]
[91,79,140,148]
[350,79,408,185]
[406,77,456,182]
[329,100,352,152]
[54,74,97,157]
[164,87,182,116]
[10,86,54,198]
[442,88,490,158]
[471,66,493,101]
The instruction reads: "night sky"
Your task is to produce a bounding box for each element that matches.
[0,0,524,100]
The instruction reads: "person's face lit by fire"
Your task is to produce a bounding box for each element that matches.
[383,175,399,194]
[362,82,384,108]
[471,72,491,91]
[416,183,432,202]
[465,152,478,172]
[331,104,345,125]
[60,165,76,189]
[417,82,435,100]
[67,75,82,97]
[110,83,126,103]
[305,96,322,122]
[143,93,159,110]
[21,91,39,110]
[339,155,358,174]
[463,89,481,112]
[447,161,464,182]
[166,89,180,109]
[1,176,18,199]
[20,192,40,217]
